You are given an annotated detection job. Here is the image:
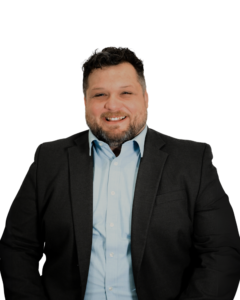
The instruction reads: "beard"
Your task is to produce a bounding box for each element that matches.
[85,109,148,149]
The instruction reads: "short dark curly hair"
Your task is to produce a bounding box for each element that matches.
[82,47,146,98]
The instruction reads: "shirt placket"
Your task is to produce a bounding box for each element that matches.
[105,155,120,298]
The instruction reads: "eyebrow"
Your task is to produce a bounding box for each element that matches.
[92,85,133,91]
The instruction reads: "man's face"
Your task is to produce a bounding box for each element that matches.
[84,62,149,150]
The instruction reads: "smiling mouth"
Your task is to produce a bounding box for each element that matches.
[105,116,127,122]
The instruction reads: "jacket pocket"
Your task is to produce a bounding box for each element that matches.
[155,189,187,205]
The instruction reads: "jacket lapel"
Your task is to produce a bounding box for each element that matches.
[67,131,93,295]
[67,127,168,294]
[131,127,168,289]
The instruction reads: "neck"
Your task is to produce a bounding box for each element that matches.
[111,146,122,157]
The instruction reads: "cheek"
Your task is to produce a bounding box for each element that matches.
[128,103,143,115]
[88,104,102,117]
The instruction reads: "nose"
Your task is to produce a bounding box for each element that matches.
[104,94,123,111]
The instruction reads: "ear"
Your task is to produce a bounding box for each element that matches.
[84,97,86,107]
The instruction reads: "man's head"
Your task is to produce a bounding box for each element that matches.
[82,47,148,152]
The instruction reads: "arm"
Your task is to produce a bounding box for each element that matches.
[0,144,48,299]
[179,143,240,300]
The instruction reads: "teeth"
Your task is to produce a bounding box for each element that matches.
[106,116,126,121]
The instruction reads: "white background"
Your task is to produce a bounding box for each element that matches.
[0,1,240,299]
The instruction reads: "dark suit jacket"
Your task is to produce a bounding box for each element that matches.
[1,126,240,300]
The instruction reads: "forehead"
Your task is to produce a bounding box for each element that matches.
[88,62,139,87]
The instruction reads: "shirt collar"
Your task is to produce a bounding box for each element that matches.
[88,124,148,157]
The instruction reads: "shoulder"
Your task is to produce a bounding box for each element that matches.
[41,129,88,148]
[34,129,88,161]
[148,127,207,149]
[148,127,208,160]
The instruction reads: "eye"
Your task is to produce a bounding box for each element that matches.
[94,92,131,97]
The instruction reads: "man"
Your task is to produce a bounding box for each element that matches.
[0,47,240,300]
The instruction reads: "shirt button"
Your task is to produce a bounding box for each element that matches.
[110,222,114,227]
[114,161,118,165]
[110,252,114,257]
[111,191,115,195]
[109,287,112,291]
[99,142,102,146]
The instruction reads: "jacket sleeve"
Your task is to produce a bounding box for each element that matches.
[179,143,240,300]
[0,144,48,300]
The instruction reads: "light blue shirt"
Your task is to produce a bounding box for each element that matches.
[84,124,148,300]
